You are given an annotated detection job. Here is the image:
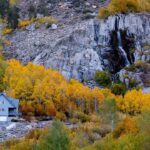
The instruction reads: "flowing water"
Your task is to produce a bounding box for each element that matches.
[117,31,130,66]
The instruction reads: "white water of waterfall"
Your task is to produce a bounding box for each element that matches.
[117,31,130,66]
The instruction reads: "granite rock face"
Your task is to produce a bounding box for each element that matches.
[4,21,103,81]
[17,0,109,21]
[94,13,150,73]
[4,13,150,81]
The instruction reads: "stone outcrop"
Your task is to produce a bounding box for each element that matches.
[4,21,103,80]
[4,13,150,82]
[94,13,150,73]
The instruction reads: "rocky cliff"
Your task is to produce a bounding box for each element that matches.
[95,13,150,72]
[3,13,150,82]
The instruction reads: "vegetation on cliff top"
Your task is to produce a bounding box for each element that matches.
[98,0,150,18]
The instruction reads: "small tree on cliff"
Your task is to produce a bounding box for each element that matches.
[7,5,19,29]
[0,0,9,18]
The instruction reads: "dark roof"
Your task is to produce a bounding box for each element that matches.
[0,93,19,108]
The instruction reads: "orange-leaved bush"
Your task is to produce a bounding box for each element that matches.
[113,117,139,138]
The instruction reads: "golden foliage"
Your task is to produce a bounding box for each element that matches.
[98,0,150,18]
[4,60,105,117]
[2,28,13,36]
[9,0,19,6]
[10,140,35,150]
[98,8,110,19]
[35,16,58,28]
[18,19,33,28]
[113,117,139,138]
[116,90,150,115]
[3,59,150,118]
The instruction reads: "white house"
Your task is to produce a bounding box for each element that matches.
[0,93,20,122]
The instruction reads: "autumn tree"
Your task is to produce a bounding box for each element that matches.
[98,0,150,18]
[4,60,107,118]
[116,89,150,115]
[113,117,139,138]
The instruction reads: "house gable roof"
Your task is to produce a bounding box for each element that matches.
[0,93,19,108]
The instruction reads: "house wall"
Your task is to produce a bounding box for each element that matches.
[0,116,18,122]
[9,98,19,115]
[0,95,12,116]
[0,116,9,122]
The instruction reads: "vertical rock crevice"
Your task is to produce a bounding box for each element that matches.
[94,15,137,74]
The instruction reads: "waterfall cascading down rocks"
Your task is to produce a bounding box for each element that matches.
[117,31,130,66]
[115,16,130,66]
[115,16,130,67]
